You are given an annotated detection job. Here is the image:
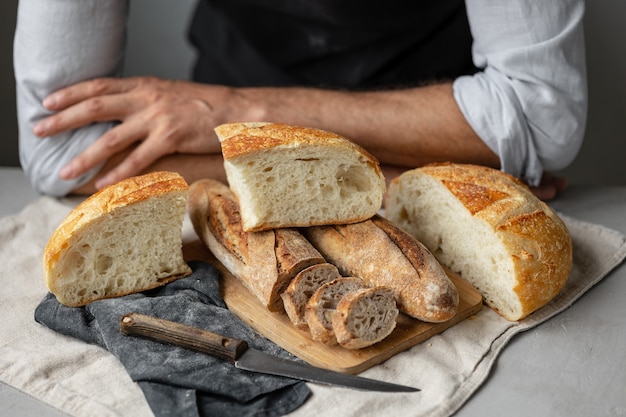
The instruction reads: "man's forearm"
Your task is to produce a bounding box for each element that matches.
[237,82,500,169]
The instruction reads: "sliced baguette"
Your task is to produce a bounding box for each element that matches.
[43,171,192,307]
[304,277,364,345]
[215,122,386,232]
[303,215,459,322]
[187,178,324,311]
[332,287,398,349]
[385,163,573,321]
[281,263,342,330]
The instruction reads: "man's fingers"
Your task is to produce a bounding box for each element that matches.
[93,135,171,189]
[35,93,138,137]
[59,122,146,180]
[42,77,136,111]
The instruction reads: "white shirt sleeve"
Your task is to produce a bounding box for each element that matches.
[453,0,588,186]
[14,0,129,196]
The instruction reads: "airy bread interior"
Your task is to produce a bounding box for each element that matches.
[44,175,191,307]
[386,172,521,320]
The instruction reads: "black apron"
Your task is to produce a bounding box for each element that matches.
[188,0,477,89]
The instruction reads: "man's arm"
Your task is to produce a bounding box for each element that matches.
[14,0,128,196]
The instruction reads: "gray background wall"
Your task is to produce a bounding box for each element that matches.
[1,0,625,185]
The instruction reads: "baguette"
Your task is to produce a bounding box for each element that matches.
[187,178,325,311]
[332,287,398,349]
[215,122,386,232]
[43,171,192,307]
[385,163,573,321]
[281,263,342,330]
[303,215,459,322]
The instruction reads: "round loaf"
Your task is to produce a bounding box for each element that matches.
[385,163,573,321]
[215,122,386,232]
[43,171,192,307]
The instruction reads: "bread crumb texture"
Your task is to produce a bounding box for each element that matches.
[385,163,572,321]
[43,172,192,306]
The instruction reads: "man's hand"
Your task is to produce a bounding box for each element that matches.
[33,77,239,189]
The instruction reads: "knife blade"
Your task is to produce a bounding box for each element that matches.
[120,313,419,393]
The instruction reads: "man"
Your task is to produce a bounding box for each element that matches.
[14,0,587,200]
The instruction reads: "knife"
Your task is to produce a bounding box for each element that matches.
[120,313,419,393]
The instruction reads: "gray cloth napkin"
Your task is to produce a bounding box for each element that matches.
[34,261,310,417]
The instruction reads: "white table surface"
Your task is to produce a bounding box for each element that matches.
[1,166,625,417]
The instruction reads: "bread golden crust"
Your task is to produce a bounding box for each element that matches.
[385,163,573,321]
[217,122,382,178]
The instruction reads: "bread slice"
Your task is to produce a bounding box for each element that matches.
[281,263,341,330]
[215,122,386,232]
[304,277,364,345]
[385,163,573,321]
[332,287,398,349]
[43,171,192,307]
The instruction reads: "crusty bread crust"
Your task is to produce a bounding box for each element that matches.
[187,178,324,312]
[385,163,573,321]
[217,122,381,169]
[303,217,458,323]
[43,171,192,306]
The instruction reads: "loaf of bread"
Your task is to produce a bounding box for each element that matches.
[303,215,459,322]
[281,263,342,330]
[304,277,365,345]
[385,163,573,321]
[332,287,398,349]
[215,122,386,232]
[187,178,325,311]
[43,171,192,307]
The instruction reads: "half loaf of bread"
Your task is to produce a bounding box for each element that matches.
[385,163,573,321]
[215,122,386,232]
[43,171,192,307]
[187,178,325,311]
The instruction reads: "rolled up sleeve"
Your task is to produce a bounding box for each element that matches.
[14,0,128,196]
[453,0,587,186]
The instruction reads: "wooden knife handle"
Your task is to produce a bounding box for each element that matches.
[120,313,248,362]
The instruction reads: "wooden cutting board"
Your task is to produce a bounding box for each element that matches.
[183,240,483,374]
